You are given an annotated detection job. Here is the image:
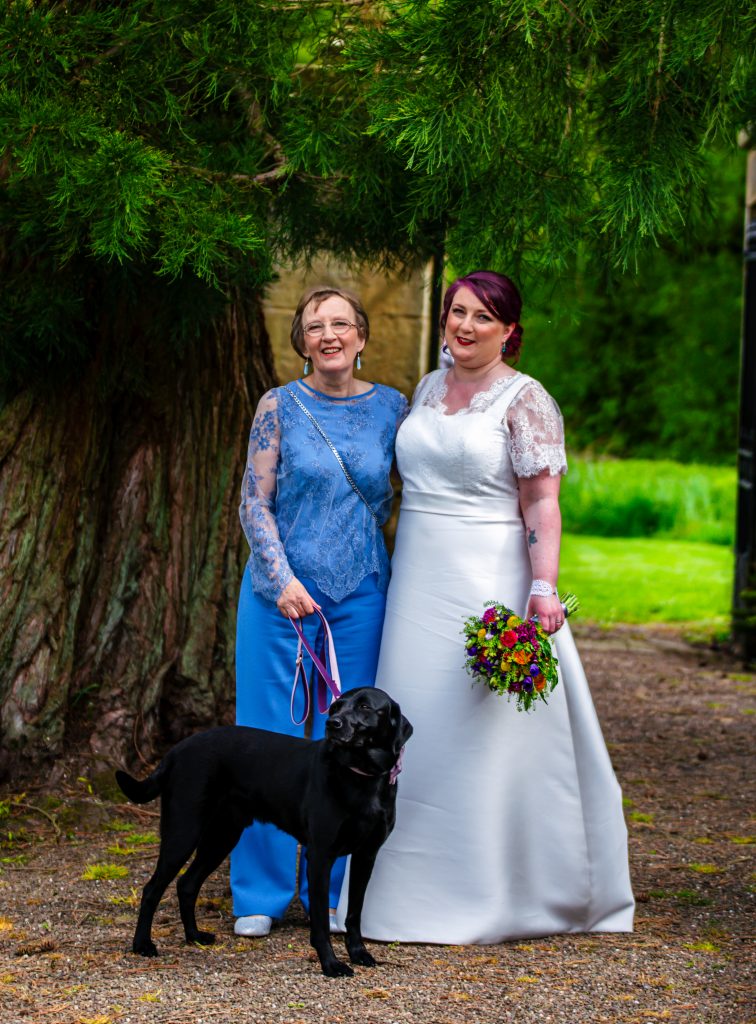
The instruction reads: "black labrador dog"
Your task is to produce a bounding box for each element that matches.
[115,686,412,978]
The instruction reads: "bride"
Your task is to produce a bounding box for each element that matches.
[340,270,634,944]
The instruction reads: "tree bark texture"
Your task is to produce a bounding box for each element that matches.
[0,293,276,775]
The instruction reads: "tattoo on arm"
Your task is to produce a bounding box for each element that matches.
[527,528,537,546]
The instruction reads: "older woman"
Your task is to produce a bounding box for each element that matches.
[342,270,634,943]
[231,286,407,938]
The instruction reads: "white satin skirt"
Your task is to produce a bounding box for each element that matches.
[337,505,634,944]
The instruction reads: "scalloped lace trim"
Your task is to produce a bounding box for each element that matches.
[419,371,522,416]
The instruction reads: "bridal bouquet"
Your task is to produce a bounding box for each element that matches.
[462,595,578,712]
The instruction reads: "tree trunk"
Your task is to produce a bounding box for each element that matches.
[0,292,276,777]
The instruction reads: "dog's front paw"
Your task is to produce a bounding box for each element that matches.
[348,947,377,968]
[133,939,158,957]
[320,957,354,978]
[189,930,216,947]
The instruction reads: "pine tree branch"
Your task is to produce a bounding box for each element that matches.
[69,20,153,75]
[651,6,669,129]
[174,160,346,188]
[232,85,287,172]
[177,161,290,185]
[554,0,588,30]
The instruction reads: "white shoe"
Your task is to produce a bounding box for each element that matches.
[329,911,344,934]
[234,915,272,937]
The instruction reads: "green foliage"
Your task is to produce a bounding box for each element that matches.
[104,830,158,854]
[106,843,140,857]
[1,2,753,395]
[104,818,135,833]
[560,534,731,623]
[688,862,722,873]
[649,888,713,906]
[81,862,129,881]
[561,457,736,544]
[107,887,140,906]
[521,148,743,464]
[124,831,159,845]
[0,0,425,389]
[345,0,755,276]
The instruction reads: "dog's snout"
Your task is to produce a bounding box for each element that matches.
[326,711,356,745]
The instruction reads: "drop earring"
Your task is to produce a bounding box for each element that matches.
[303,357,311,376]
[356,352,362,370]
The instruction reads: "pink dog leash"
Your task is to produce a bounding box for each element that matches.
[288,613,403,784]
[288,609,342,726]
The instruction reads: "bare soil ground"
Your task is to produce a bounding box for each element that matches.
[0,624,754,1024]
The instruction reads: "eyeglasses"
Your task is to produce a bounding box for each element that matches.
[303,319,357,339]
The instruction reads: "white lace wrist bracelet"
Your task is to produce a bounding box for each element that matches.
[530,579,556,597]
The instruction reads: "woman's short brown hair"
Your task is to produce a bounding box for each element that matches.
[289,286,370,358]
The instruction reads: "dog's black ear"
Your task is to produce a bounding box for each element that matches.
[394,712,413,753]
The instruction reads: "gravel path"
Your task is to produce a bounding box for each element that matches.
[1,624,753,1024]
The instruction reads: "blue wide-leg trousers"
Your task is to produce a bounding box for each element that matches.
[230,570,386,919]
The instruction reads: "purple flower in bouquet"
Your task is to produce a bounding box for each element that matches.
[530,663,540,676]
[482,607,498,625]
[523,678,534,692]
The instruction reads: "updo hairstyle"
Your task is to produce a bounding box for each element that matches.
[290,286,370,358]
[440,270,524,362]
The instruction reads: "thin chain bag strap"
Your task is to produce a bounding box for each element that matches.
[283,385,380,523]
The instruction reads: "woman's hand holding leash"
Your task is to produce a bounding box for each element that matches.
[277,577,321,619]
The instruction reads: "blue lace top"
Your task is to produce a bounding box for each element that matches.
[241,380,409,603]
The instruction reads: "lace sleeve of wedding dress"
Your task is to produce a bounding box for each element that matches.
[239,389,294,600]
[506,380,568,478]
[413,369,447,408]
[410,371,435,406]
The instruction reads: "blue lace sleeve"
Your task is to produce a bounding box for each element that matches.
[239,390,294,600]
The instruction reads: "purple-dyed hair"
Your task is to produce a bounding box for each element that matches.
[440,270,524,362]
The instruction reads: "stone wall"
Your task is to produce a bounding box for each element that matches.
[262,258,434,397]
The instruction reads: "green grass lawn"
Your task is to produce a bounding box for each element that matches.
[560,534,733,626]
[561,457,736,546]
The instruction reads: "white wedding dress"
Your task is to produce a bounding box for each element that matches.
[338,370,634,944]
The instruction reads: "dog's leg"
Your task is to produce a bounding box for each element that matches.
[343,850,378,968]
[133,847,192,956]
[306,851,352,978]
[132,806,203,956]
[176,820,244,947]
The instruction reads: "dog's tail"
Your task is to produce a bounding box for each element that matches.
[115,766,164,805]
